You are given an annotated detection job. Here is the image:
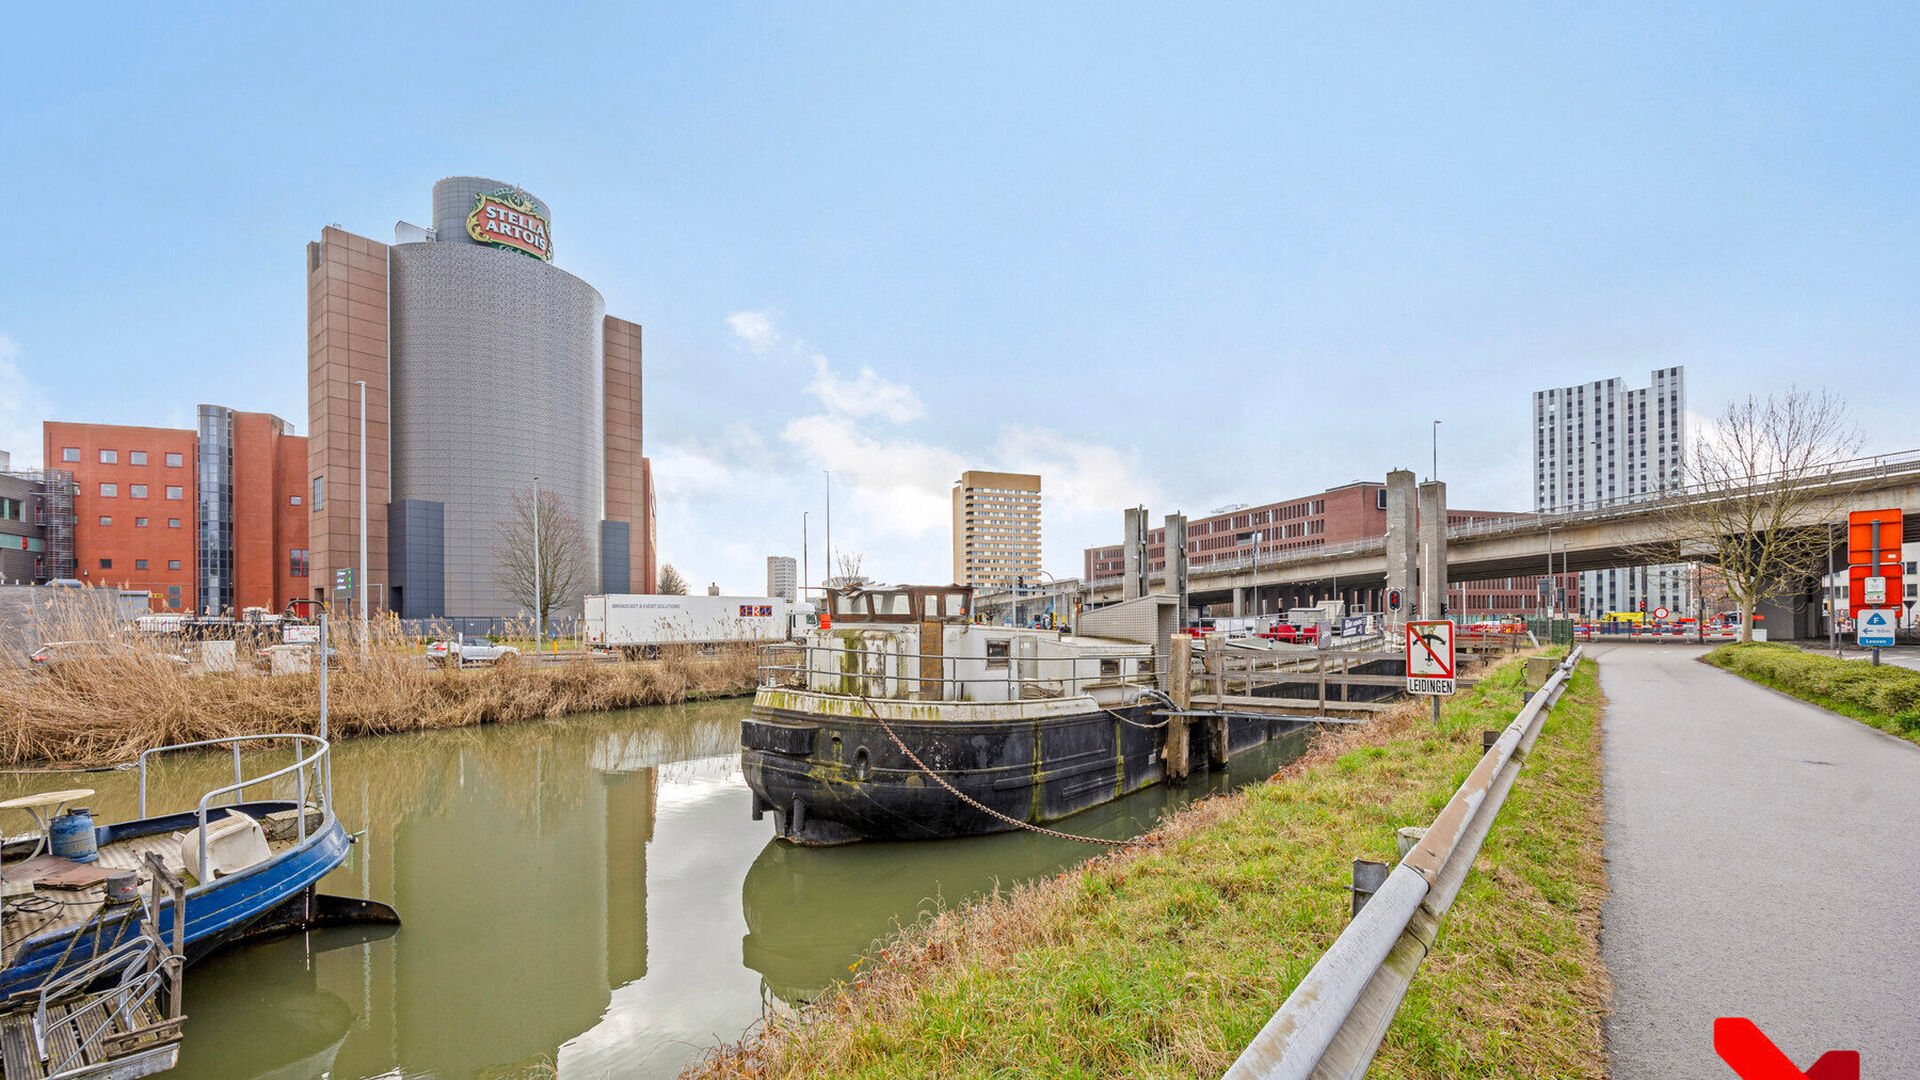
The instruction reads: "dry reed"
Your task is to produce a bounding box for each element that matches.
[0,597,759,768]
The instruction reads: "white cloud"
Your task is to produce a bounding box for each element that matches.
[0,336,47,469]
[780,415,964,540]
[804,352,923,423]
[725,311,777,355]
[993,427,1157,516]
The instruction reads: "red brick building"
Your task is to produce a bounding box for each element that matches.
[1084,480,1577,617]
[43,411,308,614]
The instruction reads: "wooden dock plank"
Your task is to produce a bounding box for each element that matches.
[0,1010,44,1080]
[46,1002,85,1073]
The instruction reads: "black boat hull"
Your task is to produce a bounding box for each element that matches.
[742,697,1319,844]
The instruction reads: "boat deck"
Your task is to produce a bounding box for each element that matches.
[1,810,310,967]
[0,995,178,1080]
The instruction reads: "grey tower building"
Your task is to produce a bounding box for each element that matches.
[1532,367,1688,617]
[308,177,654,620]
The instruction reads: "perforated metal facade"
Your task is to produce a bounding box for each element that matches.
[389,240,606,619]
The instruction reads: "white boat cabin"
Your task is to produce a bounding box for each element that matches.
[796,586,1158,705]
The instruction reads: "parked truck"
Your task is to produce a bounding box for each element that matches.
[584,594,794,657]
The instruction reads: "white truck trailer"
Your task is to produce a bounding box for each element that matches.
[584,595,793,657]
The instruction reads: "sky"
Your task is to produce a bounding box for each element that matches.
[3,3,1915,593]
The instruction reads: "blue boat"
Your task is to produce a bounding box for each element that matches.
[0,734,397,999]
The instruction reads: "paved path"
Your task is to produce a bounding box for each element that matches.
[1597,643,1920,1076]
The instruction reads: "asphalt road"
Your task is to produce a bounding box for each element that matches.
[1596,643,1920,1076]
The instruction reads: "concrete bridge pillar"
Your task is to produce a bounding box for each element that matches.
[1232,586,1245,617]
[1164,513,1189,628]
[1122,507,1149,601]
[1418,480,1448,620]
[1385,470,1417,621]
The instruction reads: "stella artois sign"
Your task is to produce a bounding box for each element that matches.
[465,188,552,261]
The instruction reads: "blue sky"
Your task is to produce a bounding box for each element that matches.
[3,3,1915,591]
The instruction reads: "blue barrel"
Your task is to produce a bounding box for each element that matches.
[49,807,98,863]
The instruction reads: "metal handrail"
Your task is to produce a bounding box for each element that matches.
[1223,646,1585,1079]
[757,640,1166,700]
[136,734,330,881]
[49,962,176,1075]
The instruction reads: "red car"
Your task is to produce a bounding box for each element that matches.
[1258,623,1319,644]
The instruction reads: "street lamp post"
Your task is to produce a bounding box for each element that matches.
[357,380,369,656]
[823,470,832,591]
[1431,419,1442,481]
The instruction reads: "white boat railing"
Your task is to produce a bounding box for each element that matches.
[136,733,331,881]
[758,641,1167,702]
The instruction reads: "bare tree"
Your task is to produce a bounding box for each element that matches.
[832,550,866,587]
[1639,388,1861,643]
[493,488,589,631]
[657,564,689,595]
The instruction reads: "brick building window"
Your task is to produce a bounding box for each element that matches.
[290,495,301,506]
[312,477,323,510]
[290,549,309,577]
[0,498,19,521]
[99,450,116,464]
[130,484,147,499]
[135,517,147,527]
[165,486,183,500]
[99,558,112,569]
[129,451,147,466]
[61,448,79,462]
[135,559,148,570]
[168,518,181,528]
[99,483,116,497]
[165,453,183,468]
[168,560,181,571]
[167,586,181,604]
[98,516,111,526]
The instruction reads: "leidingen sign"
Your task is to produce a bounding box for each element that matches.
[466,188,553,261]
[1405,620,1456,696]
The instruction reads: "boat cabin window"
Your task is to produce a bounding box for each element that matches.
[943,591,969,619]
[872,593,911,617]
[1100,658,1120,677]
[985,641,1010,670]
[832,593,863,617]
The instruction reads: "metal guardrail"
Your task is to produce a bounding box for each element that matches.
[1222,645,1586,1080]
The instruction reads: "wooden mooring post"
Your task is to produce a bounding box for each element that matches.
[1167,635,1192,781]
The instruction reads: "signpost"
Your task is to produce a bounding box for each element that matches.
[1858,608,1896,659]
[1847,509,1905,666]
[1406,620,1456,724]
[1653,606,1670,621]
[283,624,319,645]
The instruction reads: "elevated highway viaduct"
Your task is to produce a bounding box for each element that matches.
[1086,452,1920,639]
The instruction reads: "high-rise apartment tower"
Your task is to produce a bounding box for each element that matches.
[951,471,1041,590]
[1532,367,1688,616]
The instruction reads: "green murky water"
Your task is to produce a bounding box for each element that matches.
[0,702,1309,1079]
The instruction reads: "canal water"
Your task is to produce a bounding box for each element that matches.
[0,701,1310,1079]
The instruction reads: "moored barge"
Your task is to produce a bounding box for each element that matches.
[741,585,1322,844]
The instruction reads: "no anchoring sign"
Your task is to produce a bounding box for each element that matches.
[1406,620,1456,696]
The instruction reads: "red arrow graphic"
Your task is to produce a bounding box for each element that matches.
[1715,1018,1859,1079]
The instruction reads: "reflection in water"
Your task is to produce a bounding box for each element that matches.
[0,703,1308,1079]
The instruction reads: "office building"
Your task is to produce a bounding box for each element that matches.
[41,412,305,613]
[1532,367,1688,616]
[766,555,797,602]
[307,176,655,619]
[0,452,70,585]
[952,471,1041,589]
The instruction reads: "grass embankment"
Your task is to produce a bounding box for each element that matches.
[687,653,1608,1080]
[1705,642,1920,744]
[0,601,758,767]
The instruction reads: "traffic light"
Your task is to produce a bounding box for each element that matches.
[1639,598,1647,613]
